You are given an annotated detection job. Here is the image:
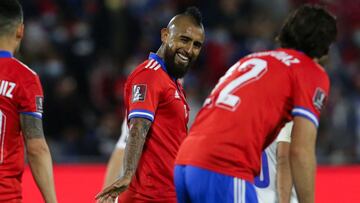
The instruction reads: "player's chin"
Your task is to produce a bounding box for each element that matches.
[174,66,189,78]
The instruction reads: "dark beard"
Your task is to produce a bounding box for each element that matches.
[164,48,192,79]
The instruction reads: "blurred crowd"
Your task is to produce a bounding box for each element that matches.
[18,0,360,164]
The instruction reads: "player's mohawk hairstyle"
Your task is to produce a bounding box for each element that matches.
[183,6,203,26]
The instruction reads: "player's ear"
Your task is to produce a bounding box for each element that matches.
[161,28,169,44]
[16,23,24,40]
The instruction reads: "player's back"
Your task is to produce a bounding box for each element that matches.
[0,52,43,200]
[176,48,329,181]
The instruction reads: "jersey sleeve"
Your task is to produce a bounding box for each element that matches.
[291,65,330,128]
[276,121,293,143]
[17,74,44,119]
[116,118,128,149]
[125,70,162,122]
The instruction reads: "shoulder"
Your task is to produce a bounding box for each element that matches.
[6,58,40,88]
[127,59,167,86]
[11,58,38,77]
[290,55,329,87]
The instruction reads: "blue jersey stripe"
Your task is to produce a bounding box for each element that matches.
[292,107,319,128]
[20,112,42,119]
[129,109,154,115]
[128,109,154,122]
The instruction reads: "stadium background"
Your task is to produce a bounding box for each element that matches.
[18,0,360,202]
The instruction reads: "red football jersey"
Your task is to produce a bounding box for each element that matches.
[0,51,44,201]
[176,48,329,182]
[121,53,189,201]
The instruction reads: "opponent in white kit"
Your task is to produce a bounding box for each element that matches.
[255,122,299,203]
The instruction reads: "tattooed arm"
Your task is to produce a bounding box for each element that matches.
[21,114,57,203]
[96,118,151,202]
[123,118,151,178]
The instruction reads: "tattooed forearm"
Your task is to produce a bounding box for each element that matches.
[20,114,45,139]
[123,118,152,178]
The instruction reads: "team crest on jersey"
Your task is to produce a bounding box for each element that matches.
[36,96,44,113]
[132,84,147,103]
[313,88,326,111]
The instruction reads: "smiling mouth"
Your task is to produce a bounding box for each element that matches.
[176,52,190,63]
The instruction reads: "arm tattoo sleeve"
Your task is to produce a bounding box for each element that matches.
[20,114,45,139]
[123,117,152,177]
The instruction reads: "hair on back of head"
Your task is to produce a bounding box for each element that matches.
[277,4,337,58]
[183,6,203,26]
[0,0,23,36]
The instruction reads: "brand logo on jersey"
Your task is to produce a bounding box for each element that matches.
[175,90,180,99]
[132,84,146,102]
[313,88,326,111]
[36,96,44,113]
[0,80,16,99]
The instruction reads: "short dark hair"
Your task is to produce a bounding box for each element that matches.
[0,0,23,36]
[277,5,337,58]
[183,6,203,26]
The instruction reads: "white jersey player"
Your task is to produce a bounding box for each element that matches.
[102,119,129,203]
[103,119,128,187]
[255,122,299,203]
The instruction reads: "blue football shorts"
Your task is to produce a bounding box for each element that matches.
[174,165,258,203]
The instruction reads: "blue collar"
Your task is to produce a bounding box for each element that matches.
[148,53,177,81]
[0,50,12,58]
[148,53,167,72]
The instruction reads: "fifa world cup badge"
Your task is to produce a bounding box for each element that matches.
[132,84,147,103]
[313,88,326,112]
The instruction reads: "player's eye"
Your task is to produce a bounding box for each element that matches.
[180,36,191,43]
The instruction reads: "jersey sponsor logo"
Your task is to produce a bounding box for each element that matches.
[0,80,16,99]
[313,88,326,111]
[132,84,147,103]
[36,96,44,113]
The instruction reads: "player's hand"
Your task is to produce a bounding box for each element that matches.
[95,176,132,203]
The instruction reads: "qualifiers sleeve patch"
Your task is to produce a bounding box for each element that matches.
[313,88,326,112]
[132,84,147,103]
[36,96,44,113]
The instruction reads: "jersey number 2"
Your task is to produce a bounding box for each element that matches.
[0,110,6,164]
[211,58,268,111]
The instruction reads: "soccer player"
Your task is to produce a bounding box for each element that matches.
[255,122,298,203]
[175,5,337,203]
[0,0,57,202]
[96,7,205,203]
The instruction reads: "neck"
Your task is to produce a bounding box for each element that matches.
[0,37,16,55]
[156,45,166,60]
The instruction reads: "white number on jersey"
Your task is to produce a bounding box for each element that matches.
[205,58,268,111]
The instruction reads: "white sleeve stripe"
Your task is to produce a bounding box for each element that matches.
[145,59,155,68]
[292,108,319,127]
[128,112,154,120]
[153,64,161,70]
[148,61,159,69]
